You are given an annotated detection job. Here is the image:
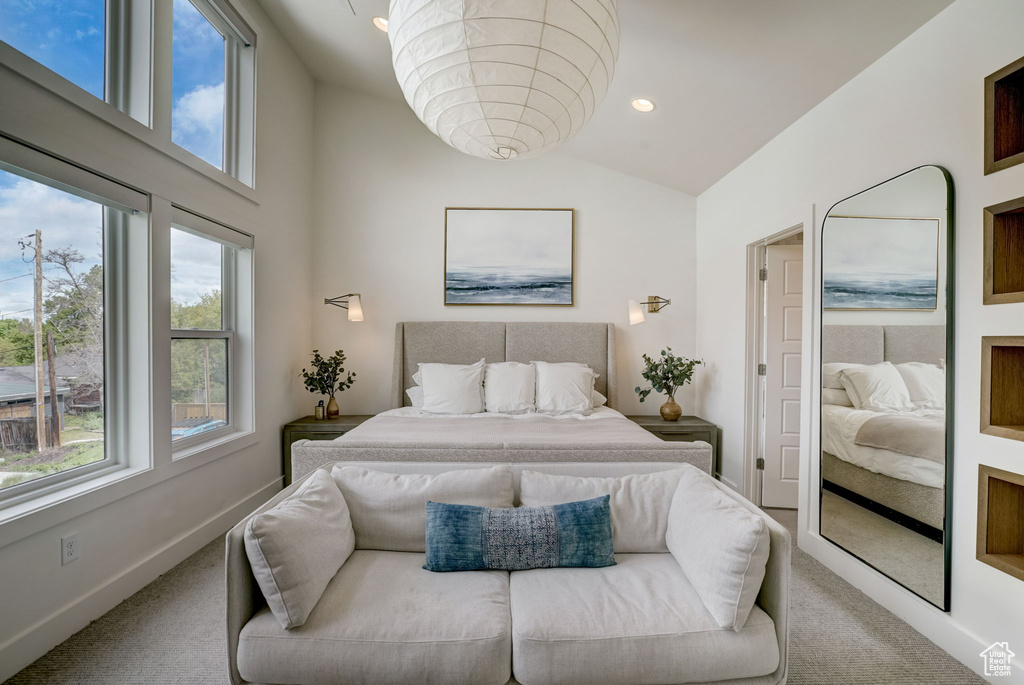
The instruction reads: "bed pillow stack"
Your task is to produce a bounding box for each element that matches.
[895,362,945,410]
[838,362,915,412]
[407,360,601,415]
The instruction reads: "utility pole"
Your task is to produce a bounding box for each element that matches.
[33,229,46,451]
[47,331,61,448]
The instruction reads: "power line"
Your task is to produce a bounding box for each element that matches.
[0,272,32,284]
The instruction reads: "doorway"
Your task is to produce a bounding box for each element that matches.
[744,226,803,508]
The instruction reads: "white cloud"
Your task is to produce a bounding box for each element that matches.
[0,176,103,317]
[171,228,222,305]
[172,82,224,167]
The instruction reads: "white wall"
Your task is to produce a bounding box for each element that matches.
[0,4,314,679]
[695,0,1024,680]
[311,86,699,420]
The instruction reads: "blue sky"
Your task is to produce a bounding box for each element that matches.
[0,0,226,167]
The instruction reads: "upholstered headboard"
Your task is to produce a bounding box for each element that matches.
[822,325,945,366]
[391,322,617,409]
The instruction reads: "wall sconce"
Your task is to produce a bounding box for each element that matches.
[627,296,671,325]
[324,293,364,322]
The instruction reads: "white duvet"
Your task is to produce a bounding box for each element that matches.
[379,406,627,421]
[821,404,944,489]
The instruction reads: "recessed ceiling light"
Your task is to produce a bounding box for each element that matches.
[373,17,389,32]
[632,98,655,112]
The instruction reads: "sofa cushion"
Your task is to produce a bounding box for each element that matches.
[510,554,779,685]
[237,550,511,685]
[519,468,685,553]
[424,496,615,571]
[667,466,771,631]
[243,469,354,629]
[331,464,515,551]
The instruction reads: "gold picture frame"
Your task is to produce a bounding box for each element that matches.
[443,207,575,306]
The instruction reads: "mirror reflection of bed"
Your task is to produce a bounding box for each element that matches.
[818,165,952,610]
[820,325,946,605]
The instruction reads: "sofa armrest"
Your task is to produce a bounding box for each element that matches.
[711,479,791,685]
[224,468,320,685]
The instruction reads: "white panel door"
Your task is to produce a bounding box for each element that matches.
[762,245,802,508]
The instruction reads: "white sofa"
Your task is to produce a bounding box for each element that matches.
[226,461,790,685]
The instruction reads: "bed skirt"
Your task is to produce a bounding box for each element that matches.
[822,451,944,529]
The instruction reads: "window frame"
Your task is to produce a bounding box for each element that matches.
[0,0,256,189]
[0,136,150,510]
[169,207,253,458]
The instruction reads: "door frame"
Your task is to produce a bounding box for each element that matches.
[742,223,804,506]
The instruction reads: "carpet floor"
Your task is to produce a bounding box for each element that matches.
[4,510,985,685]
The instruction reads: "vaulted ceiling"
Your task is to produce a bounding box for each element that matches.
[258,0,953,196]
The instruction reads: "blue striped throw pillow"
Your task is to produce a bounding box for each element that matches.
[423,496,615,572]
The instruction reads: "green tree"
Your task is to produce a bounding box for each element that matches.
[43,248,104,402]
[170,291,226,408]
[0,318,34,366]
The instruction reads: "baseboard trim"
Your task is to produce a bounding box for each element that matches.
[0,477,281,682]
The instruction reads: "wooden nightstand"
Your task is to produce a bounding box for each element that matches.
[282,415,373,485]
[625,415,719,469]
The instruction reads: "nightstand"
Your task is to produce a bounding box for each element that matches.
[625,415,719,469]
[282,415,373,485]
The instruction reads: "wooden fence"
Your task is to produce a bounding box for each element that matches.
[0,405,34,420]
[172,403,227,422]
[0,418,55,452]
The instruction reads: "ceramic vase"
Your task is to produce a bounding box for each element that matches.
[660,396,682,421]
[326,396,340,419]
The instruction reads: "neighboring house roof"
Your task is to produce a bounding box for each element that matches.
[0,368,71,403]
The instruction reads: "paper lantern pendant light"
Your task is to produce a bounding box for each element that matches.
[388,0,620,161]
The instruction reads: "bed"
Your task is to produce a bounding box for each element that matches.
[820,325,947,534]
[291,322,713,479]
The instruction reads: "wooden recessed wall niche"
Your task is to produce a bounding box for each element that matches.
[981,337,1024,441]
[985,55,1024,175]
[984,196,1024,304]
[977,465,1024,582]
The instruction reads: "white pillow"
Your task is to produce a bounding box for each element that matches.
[520,469,686,553]
[666,467,770,632]
[418,359,485,414]
[839,362,914,412]
[331,465,515,551]
[405,386,423,408]
[484,361,535,413]
[244,470,355,629]
[896,362,945,410]
[821,387,853,407]
[533,361,596,415]
[592,389,608,407]
[822,362,862,390]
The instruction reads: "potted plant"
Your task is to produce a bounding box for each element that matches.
[301,349,356,419]
[634,347,703,421]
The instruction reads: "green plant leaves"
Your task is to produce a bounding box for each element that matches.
[633,347,703,402]
[300,349,356,398]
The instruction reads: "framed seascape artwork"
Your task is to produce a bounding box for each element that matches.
[444,208,574,306]
[822,216,940,310]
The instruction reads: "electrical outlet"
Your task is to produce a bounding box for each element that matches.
[61,532,79,565]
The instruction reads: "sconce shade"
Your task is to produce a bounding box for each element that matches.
[628,299,645,326]
[347,294,364,322]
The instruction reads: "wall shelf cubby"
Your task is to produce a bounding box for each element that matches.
[977,465,1024,582]
[981,337,1024,441]
[984,196,1024,304]
[985,55,1024,175]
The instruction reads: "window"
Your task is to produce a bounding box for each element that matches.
[171,0,256,181]
[0,0,256,186]
[0,0,106,100]
[172,0,226,169]
[0,139,148,501]
[170,211,252,451]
